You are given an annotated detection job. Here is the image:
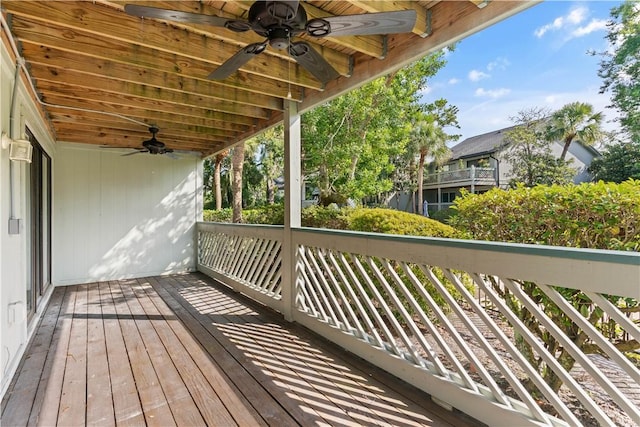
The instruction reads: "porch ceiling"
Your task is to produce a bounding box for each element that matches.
[1,1,534,157]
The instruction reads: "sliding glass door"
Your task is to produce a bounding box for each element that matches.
[26,129,51,319]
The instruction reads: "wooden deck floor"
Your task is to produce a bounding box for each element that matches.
[1,273,480,426]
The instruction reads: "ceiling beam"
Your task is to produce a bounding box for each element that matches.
[347,1,431,37]
[32,77,272,119]
[10,18,304,100]
[45,106,252,134]
[39,92,262,127]
[3,0,351,85]
[26,58,284,112]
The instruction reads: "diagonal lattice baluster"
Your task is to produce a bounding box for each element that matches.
[503,278,639,423]
[475,273,611,426]
[299,246,341,326]
[441,269,563,424]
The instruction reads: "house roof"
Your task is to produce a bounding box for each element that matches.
[1,1,536,157]
[450,125,518,161]
[449,123,603,162]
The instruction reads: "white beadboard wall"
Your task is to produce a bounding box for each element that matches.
[53,144,202,285]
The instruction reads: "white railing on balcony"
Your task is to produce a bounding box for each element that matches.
[424,166,496,186]
[197,222,640,427]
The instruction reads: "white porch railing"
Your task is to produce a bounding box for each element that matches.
[423,166,496,186]
[197,222,640,427]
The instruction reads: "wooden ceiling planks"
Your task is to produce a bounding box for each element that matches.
[1,0,536,157]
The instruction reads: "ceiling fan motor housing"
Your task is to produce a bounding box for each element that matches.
[249,0,307,50]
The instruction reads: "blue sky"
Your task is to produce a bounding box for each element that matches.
[423,1,621,143]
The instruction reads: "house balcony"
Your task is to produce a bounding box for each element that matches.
[3,224,639,426]
[423,167,497,191]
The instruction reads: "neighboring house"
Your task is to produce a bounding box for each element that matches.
[421,125,601,213]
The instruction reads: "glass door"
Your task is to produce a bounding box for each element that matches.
[26,129,51,319]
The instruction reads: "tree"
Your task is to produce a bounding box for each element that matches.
[203,152,231,210]
[597,1,640,140]
[589,140,640,182]
[231,144,244,223]
[302,51,452,205]
[213,150,228,210]
[504,107,576,187]
[546,102,604,161]
[255,126,284,204]
[409,117,452,215]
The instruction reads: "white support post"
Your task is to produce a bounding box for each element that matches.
[470,165,476,194]
[282,99,301,322]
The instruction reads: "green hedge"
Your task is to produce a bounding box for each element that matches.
[203,208,232,222]
[346,208,461,238]
[203,205,460,238]
[450,180,640,251]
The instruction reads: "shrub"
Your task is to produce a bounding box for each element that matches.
[450,181,640,251]
[301,205,350,229]
[347,207,462,238]
[451,181,640,393]
[203,208,232,222]
[429,207,456,224]
[244,203,285,225]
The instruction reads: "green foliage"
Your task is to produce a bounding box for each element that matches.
[503,108,576,187]
[203,208,232,222]
[429,207,456,224]
[301,205,350,229]
[243,204,285,225]
[302,52,452,205]
[347,208,461,238]
[589,141,640,182]
[450,182,640,251]
[546,102,604,161]
[597,1,640,140]
[451,181,640,392]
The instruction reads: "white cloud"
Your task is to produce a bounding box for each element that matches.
[572,19,608,38]
[448,78,460,85]
[475,88,511,98]
[534,6,589,38]
[487,57,510,71]
[456,87,620,142]
[468,69,490,82]
[567,7,588,25]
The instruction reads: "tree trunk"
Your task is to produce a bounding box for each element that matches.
[417,152,426,215]
[560,136,573,161]
[266,174,275,204]
[231,144,244,223]
[214,155,223,210]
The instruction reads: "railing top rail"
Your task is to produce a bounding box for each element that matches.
[198,221,284,239]
[293,227,640,298]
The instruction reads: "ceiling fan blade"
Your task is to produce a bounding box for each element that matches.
[208,41,268,80]
[123,4,251,30]
[308,10,417,37]
[289,42,340,85]
[122,149,147,157]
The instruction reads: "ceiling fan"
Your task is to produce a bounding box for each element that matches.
[103,126,177,156]
[124,1,417,84]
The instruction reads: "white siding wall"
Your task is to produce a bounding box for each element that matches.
[1,38,203,395]
[53,144,202,285]
[1,40,56,395]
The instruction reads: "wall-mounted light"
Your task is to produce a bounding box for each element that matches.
[2,132,32,162]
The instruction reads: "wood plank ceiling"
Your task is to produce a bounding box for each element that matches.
[1,1,535,157]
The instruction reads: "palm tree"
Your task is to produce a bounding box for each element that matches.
[409,118,452,215]
[547,102,604,161]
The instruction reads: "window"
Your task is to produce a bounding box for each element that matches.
[442,192,457,203]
